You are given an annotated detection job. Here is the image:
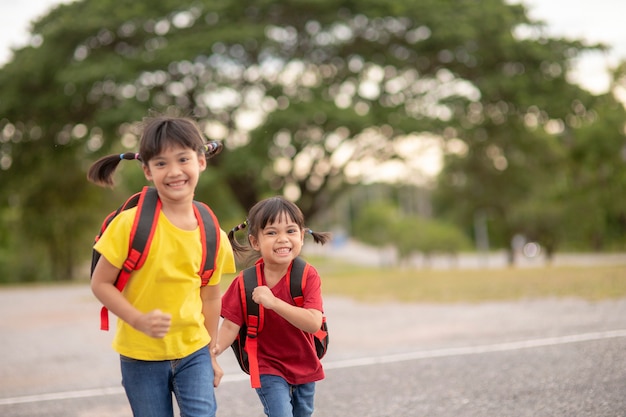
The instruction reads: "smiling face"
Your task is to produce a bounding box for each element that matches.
[142,144,206,204]
[249,211,305,267]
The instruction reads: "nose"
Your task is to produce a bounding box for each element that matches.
[167,163,183,176]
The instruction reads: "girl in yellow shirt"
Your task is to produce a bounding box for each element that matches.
[88,114,235,417]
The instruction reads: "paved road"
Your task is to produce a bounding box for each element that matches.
[1,284,626,416]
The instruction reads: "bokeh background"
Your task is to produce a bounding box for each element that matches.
[0,0,625,282]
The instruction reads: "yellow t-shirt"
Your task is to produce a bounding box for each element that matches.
[93,206,235,360]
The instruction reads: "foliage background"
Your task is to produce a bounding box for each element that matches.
[0,0,625,282]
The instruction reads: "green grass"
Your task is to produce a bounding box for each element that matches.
[4,257,624,305]
[221,257,626,304]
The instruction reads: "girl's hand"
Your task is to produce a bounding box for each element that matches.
[133,309,171,338]
[212,355,224,388]
[252,286,276,309]
[211,343,222,356]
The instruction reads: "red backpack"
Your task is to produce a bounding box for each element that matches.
[230,257,329,388]
[91,186,220,330]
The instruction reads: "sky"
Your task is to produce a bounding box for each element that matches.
[0,0,623,94]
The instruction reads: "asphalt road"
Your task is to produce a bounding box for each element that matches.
[1,284,626,417]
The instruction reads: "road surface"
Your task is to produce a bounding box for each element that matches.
[1,284,625,416]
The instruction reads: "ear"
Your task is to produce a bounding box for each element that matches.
[248,234,259,251]
[142,163,153,181]
[198,154,207,172]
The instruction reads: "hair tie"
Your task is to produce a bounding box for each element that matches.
[120,152,140,161]
[307,228,314,235]
[230,220,248,235]
[205,141,220,152]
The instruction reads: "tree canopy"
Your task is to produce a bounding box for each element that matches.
[0,0,623,280]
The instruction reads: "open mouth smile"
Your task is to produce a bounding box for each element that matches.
[167,180,187,187]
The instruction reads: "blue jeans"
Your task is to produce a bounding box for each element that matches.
[120,346,216,417]
[255,374,316,417]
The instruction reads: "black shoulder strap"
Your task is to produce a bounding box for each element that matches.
[241,263,261,328]
[288,257,309,307]
[287,257,328,359]
[192,201,220,286]
[124,187,160,274]
[91,188,145,276]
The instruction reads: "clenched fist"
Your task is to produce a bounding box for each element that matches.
[134,309,172,338]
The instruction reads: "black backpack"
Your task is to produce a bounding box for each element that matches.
[91,186,220,330]
[231,256,329,388]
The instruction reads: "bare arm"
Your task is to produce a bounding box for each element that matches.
[252,286,323,334]
[91,256,171,338]
[201,284,223,387]
[201,284,222,351]
[213,318,241,356]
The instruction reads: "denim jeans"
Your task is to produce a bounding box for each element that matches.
[255,374,316,417]
[120,346,216,417]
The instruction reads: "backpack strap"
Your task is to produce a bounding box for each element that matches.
[100,186,160,331]
[241,263,264,388]
[192,201,220,286]
[91,191,142,274]
[288,257,329,358]
[288,257,309,307]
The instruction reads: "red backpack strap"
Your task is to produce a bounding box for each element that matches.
[121,187,160,283]
[100,186,160,331]
[192,201,219,286]
[91,190,143,275]
[241,263,264,388]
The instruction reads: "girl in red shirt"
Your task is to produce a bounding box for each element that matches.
[215,196,330,417]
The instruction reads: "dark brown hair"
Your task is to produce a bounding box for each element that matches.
[87,115,222,187]
[228,196,331,261]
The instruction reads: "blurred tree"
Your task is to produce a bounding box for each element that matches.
[508,197,565,262]
[430,4,616,263]
[0,0,608,279]
[351,196,471,267]
[559,91,626,251]
[393,216,471,267]
[352,200,397,249]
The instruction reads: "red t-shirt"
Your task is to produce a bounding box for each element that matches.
[221,259,325,385]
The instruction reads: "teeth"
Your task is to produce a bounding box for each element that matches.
[275,248,290,254]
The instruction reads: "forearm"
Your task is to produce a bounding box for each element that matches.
[214,319,241,355]
[201,285,222,349]
[271,299,322,334]
[92,281,144,328]
[204,304,221,350]
[91,255,144,328]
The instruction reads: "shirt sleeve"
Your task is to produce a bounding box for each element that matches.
[221,274,244,326]
[92,208,135,270]
[206,229,236,286]
[302,264,324,312]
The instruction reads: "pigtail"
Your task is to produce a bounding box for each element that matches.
[306,228,332,245]
[205,141,223,160]
[228,220,250,254]
[87,152,141,187]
